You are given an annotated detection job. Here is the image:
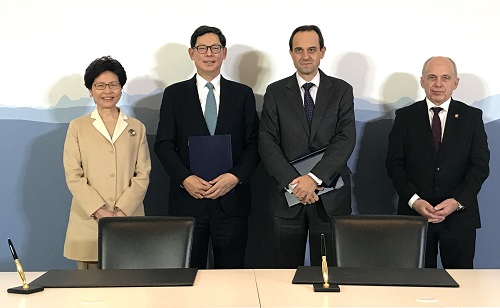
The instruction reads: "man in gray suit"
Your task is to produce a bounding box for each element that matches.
[259,25,356,268]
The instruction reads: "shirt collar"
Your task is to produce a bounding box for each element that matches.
[296,71,321,89]
[196,74,221,89]
[426,97,451,112]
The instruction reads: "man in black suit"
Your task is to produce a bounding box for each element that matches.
[386,56,490,268]
[154,26,260,269]
[259,25,356,268]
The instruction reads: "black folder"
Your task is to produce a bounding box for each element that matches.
[292,266,459,287]
[286,147,340,206]
[289,147,327,165]
[188,134,232,181]
[29,268,198,288]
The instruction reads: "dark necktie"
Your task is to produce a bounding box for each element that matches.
[204,82,217,135]
[303,83,315,127]
[431,107,443,151]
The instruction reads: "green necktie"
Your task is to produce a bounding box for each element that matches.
[204,82,217,135]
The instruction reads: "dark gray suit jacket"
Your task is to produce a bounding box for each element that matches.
[258,70,356,218]
[386,99,490,229]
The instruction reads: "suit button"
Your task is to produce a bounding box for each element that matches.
[435,186,439,191]
[436,167,440,171]
[109,150,115,154]
[109,173,115,177]
[109,197,115,202]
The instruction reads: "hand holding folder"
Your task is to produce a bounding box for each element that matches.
[285,148,343,206]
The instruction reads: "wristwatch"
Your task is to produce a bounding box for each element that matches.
[456,202,465,211]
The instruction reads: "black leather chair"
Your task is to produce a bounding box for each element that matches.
[331,215,427,268]
[98,216,195,269]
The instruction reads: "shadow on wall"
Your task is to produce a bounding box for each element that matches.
[335,53,392,213]
[46,74,88,108]
[126,43,195,216]
[224,44,273,114]
[154,43,195,90]
[124,92,169,217]
[334,52,420,214]
[332,52,374,102]
[354,72,419,214]
[225,45,275,267]
[454,73,487,106]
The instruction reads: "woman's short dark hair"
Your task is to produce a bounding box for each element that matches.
[289,25,325,51]
[190,25,226,48]
[84,56,127,89]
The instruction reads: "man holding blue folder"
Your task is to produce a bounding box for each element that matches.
[154,26,260,269]
[259,25,356,268]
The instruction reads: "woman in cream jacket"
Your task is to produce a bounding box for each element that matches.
[63,56,151,269]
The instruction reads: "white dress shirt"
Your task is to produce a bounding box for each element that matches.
[196,74,221,114]
[408,98,451,208]
[287,71,323,192]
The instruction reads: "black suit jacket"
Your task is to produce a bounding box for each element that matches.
[258,70,356,218]
[154,75,260,217]
[386,99,490,229]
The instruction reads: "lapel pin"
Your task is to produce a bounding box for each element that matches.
[128,129,136,136]
[454,114,459,118]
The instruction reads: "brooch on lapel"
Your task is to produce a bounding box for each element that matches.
[454,114,459,118]
[128,129,136,136]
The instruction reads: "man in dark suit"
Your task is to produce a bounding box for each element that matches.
[386,56,490,269]
[154,26,260,269]
[259,25,356,268]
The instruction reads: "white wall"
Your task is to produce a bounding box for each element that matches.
[1,0,499,110]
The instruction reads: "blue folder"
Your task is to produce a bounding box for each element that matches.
[188,134,233,181]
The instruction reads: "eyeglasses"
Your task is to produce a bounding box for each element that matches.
[94,81,121,90]
[193,44,223,54]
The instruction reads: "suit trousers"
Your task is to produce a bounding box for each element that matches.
[272,200,334,268]
[425,222,476,269]
[188,199,248,269]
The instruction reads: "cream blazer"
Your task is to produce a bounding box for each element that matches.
[63,109,151,261]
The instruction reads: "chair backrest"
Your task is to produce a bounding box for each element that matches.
[98,216,195,269]
[331,215,427,268]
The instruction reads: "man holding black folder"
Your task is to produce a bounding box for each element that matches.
[154,26,260,269]
[259,25,356,268]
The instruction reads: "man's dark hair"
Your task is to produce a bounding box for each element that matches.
[190,25,226,48]
[289,25,324,51]
[84,56,127,89]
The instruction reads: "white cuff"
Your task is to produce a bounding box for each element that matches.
[409,194,420,209]
[308,172,323,185]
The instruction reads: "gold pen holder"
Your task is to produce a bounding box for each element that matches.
[321,256,329,287]
[313,256,340,292]
[7,259,44,294]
